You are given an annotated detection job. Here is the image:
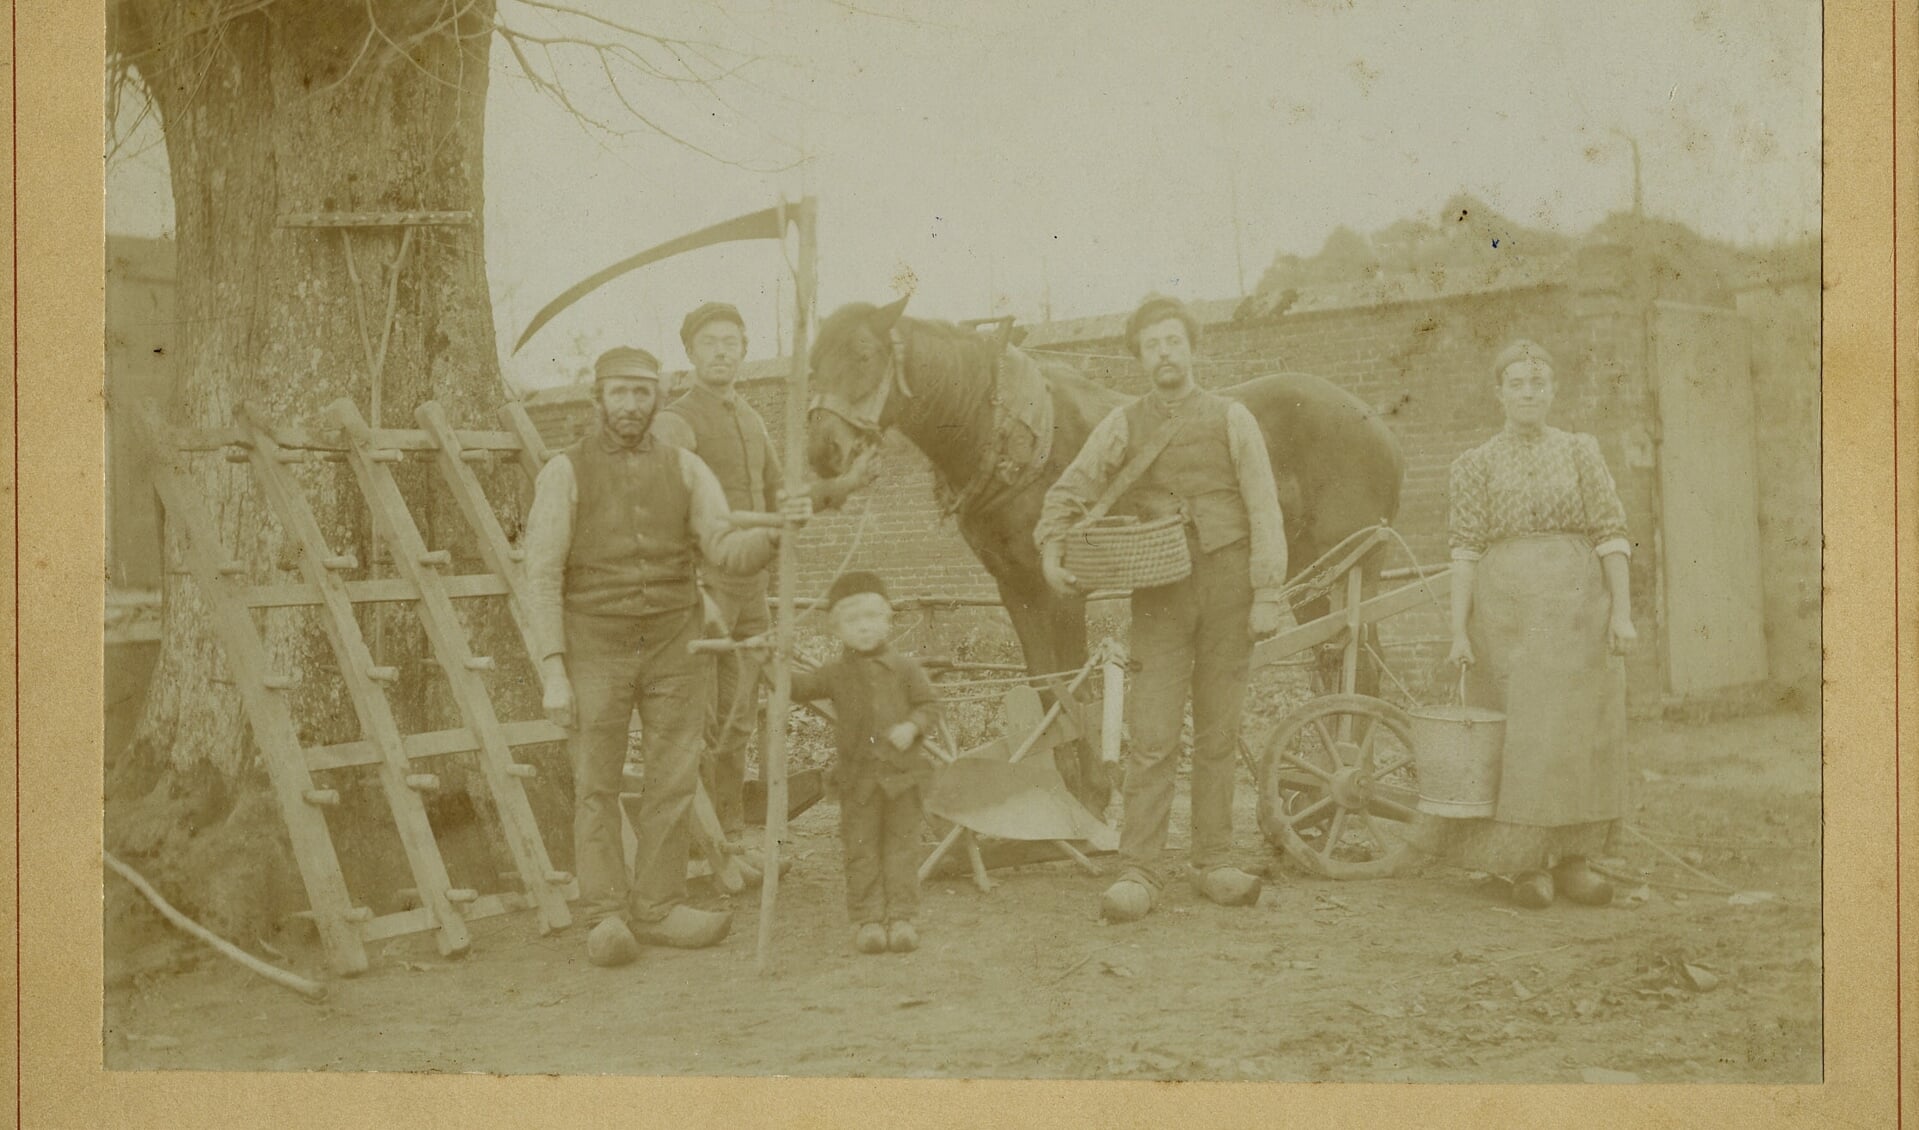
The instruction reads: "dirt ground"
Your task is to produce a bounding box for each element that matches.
[103,703,1820,1083]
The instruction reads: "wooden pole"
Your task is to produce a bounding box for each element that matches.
[757,196,817,974]
[105,852,328,1001]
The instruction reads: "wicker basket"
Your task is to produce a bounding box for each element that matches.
[1062,514,1192,591]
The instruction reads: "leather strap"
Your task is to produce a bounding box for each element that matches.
[1081,411,1187,525]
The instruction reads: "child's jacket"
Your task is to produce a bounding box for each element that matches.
[790,645,941,798]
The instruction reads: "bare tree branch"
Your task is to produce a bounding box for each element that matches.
[506,0,761,57]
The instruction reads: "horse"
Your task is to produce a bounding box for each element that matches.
[805,295,1405,815]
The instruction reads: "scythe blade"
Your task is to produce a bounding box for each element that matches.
[511,204,788,354]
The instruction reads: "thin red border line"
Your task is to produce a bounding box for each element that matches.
[11,0,21,1120]
[10,0,21,1122]
[10,0,19,1115]
[1891,0,1902,1119]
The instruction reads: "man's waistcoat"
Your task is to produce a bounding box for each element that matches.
[1119,389,1251,554]
[562,432,697,618]
[660,386,771,512]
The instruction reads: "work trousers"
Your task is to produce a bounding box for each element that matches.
[1119,539,1254,887]
[839,777,924,925]
[564,607,708,926]
[698,570,770,839]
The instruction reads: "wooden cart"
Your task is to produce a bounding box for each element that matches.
[1241,525,1454,879]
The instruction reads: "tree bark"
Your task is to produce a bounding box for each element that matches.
[108,0,556,944]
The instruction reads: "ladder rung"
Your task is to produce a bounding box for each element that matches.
[263,673,297,690]
[218,560,247,576]
[301,788,340,807]
[275,449,309,463]
[369,449,404,463]
[505,762,536,779]
[544,871,572,886]
[366,665,399,683]
[462,655,496,671]
[418,550,452,567]
[224,449,251,463]
[344,906,373,923]
[404,773,440,791]
[459,449,490,464]
[445,888,479,904]
[323,554,359,571]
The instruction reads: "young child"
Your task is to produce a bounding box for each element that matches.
[787,571,942,954]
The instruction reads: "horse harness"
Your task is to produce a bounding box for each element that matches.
[808,322,1057,520]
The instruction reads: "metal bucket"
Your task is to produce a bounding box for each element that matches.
[1407,678,1505,817]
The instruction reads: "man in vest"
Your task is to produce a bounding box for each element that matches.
[653,302,874,876]
[1033,295,1289,924]
[524,346,809,966]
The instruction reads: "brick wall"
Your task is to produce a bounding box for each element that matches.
[521,248,1817,711]
[1012,277,1667,702]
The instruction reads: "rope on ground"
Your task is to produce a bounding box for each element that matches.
[104,851,328,1002]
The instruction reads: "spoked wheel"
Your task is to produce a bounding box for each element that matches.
[1256,694,1422,879]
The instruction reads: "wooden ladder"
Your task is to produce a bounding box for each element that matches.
[139,401,580,974]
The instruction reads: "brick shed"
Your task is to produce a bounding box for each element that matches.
[511,239,1820,713]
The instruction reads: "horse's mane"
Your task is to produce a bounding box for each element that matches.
[813,303,1003,355]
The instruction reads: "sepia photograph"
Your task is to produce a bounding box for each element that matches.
[94,0,1826,1088]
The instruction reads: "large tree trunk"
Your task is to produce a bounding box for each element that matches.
[107,1,557,952]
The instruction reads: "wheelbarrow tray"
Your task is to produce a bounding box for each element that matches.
[925,740,1118,850]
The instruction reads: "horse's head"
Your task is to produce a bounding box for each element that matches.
[806,295,911,479]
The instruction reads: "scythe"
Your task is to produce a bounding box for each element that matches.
[514,201,817,975]
[511,204,790,354]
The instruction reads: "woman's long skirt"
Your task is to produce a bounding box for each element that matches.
[1413,533,1630,873]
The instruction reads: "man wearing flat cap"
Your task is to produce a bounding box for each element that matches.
[653,302,876,875]
[523,345,808,966]
[1034,294,1289,925]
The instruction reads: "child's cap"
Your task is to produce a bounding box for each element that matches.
[824,570,890,611]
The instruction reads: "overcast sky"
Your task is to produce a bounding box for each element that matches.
[106,0,1820,390]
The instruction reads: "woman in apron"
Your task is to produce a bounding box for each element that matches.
[1422,339,1637,908]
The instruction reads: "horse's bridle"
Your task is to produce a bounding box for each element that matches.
[806,326,915,441]
[805,318,1036,519]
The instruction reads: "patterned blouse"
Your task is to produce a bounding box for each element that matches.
[1447,425,1632,562]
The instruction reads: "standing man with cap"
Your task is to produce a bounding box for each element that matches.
[1033,295,1290,924]
[653,301,875,877]
[523,345,809,966]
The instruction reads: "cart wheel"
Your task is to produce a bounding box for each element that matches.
[1256,694,1421,879]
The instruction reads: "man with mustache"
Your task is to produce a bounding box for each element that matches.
[523,345,807,966]
[1034,295,1289,924]
[653,302,874,880]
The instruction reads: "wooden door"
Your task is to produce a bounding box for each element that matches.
[1649,301,1771,697]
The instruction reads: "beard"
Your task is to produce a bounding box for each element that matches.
[602,405,656,444]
